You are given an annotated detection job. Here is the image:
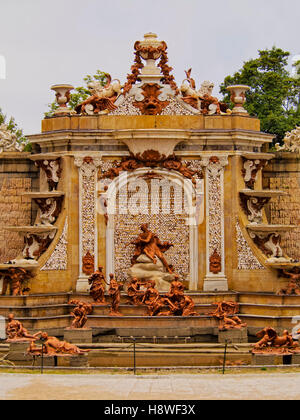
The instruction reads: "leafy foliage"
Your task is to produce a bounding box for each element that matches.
[0,108,31,151]
[220,47,300,143]
[45,70,109,117]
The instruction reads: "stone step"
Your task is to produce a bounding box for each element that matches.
[0,293,69,307]
[238,293,300,306]
[70,291,239,305]
[0,304,70,318]
[239,303,300,316]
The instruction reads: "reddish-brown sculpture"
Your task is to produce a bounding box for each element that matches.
[123,37,178,96]
[252,327,300,354]
[88,266,107,305]
[131,223,174,274]
[210,301,246,331]
[209,249,222,274]
[69,300,93,329]
[277,268,300,295]
[162,276,198,316]
[133,83,170,115]
[108,274,123,316]
[99,151,202,186]
[28,332,89,356]
[75,74,120,115]
[1,268,33,296]
[180,69,228,115]
[82,251,95,276]
[126,277,145,305]
[141,280,164,316]
[6,313,40,342]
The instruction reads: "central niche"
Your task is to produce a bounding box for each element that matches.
[105,168,201,288]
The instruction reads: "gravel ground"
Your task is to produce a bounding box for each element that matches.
[0,371,300,400]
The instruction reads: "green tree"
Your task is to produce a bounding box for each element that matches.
[0,108,30,151]
[46,70,108,117]
[220,47,300,143]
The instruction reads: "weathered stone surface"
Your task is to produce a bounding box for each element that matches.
[0,178,32,263]
[69,354,89,367]
[251,353,283,366]
[64,328,92,344]
[8,341,32,361]
[218,327,248,343]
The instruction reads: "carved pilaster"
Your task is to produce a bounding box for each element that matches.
[75,155,102,292]
[201,155,228,291]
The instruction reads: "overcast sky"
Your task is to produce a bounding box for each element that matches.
[0,0,299,135]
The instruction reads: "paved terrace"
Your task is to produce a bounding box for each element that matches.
[0,371,300,400]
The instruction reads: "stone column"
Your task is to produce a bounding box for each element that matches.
[201,155,228,291]
[74,156,102,292]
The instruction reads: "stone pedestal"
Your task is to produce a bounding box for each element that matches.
[292,354,300,364]
[251,353,283,365]
[203,276,228,292]
[76,276,90,293]
[64,328,92,344]
[32,356,56,367]
[218,327,248,343]
[70,354,89,367]
[7,341,32,362]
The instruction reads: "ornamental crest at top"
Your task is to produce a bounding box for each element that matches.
[51,33,250,117]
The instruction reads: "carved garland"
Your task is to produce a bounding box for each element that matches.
[99,150,203,185]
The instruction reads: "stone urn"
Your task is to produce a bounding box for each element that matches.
[226,85,250,114]
[51,84,75,115]
[135,33,166,82]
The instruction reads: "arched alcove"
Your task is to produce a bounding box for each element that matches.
[100,168,204,290]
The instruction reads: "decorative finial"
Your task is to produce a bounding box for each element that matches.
[226,85,250,114]
[51,84,75,116]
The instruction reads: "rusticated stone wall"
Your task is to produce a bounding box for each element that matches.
[0,178,32,262]
[263,153,300,260]
[0,154,38,263]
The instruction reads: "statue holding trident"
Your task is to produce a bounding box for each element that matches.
[131,224,174,274]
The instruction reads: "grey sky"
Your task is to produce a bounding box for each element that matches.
[0,0,299,135]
